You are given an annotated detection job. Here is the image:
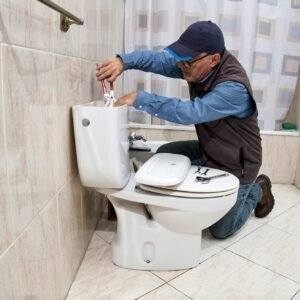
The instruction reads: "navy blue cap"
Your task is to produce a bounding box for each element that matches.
[165,21,225,61]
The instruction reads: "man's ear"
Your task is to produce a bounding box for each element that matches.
[210,54,221,68]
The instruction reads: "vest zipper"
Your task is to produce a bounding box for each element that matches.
[240,147,245,177]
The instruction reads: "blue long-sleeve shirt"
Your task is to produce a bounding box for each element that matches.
[118,51,253,125]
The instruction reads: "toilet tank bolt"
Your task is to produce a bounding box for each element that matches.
[82,119,90,127]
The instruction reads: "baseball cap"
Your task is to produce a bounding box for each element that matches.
[165,21,225,61]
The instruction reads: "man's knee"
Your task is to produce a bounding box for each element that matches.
[209,225,234,239]
[156,143,172,153]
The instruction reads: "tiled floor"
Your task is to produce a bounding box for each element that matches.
[67,184,300,300]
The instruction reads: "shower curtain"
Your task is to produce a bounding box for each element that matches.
[123,0,300,130]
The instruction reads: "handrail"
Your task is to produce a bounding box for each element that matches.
[37,0,84,32]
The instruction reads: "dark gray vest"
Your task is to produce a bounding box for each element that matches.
[189,50,262,184]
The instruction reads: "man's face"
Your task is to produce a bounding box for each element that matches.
[178,53,220,82]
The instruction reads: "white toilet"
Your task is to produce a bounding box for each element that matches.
[72,101,239,271]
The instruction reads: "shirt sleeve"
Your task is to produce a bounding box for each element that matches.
[118,50,184,79]
[133,81,254,125]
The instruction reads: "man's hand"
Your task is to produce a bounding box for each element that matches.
[114,92,137,107]
[96,57,124,82]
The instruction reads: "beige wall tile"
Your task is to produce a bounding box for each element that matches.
[260,135,299,184]
[57,175,83,299]
[80,60,102,102]
[0,0,53,51]
[0,46,14,255]
[0,244,23,299]
[1,0,124,297]
[0,155,14,255]
[53,0,83,57]
[96,0,124,62]
[80,1,97,60]
[295,140,300,188]
[16,198,61,300]
[53,55,81,189]
[2,45,56,237]
[81,189,105,249]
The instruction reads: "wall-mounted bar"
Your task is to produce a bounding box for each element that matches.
[37,0,84,32]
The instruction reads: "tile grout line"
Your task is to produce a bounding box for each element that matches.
[290,288,300,300]
[0,171,79,260]
[0,42,18,257]
[226,248,300,285]
[94,231,111,245]
[166,283,193,300]
[222,222,265,250]
[134,283,167,299]
[1,42,103,64]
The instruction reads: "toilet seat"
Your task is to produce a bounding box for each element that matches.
[99,153,240,210]
[135,154,240,198]
[138,165,239,198]
[139,184,238,198]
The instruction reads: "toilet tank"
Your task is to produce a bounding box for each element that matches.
[72,101,130,189]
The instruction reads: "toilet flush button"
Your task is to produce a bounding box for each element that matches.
[142,242,155,264]
[82,119,90,127]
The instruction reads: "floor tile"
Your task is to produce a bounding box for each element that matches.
[228,225,300,282]
[272,185,300,205]
[268,206,300,237]
[67,234,164,300]
[250,184,300,224]
[151,270,188,283]
[95,215,117,244]
[138,283,190,300]
[292,290,300,300]
[169,250,299,300]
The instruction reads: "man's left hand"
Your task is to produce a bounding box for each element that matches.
[114,92,137,107]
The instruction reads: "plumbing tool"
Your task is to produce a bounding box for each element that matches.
[196,173,229,184]
[100,80,116,107]
[96,63,116,107]
[194,167,210,175]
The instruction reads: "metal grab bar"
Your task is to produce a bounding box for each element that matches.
[37,0,84,32]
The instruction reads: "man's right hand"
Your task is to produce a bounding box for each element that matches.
[96,57,124,83]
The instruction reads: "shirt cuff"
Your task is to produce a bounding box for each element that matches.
[116,53,135,70]
[134,91,151,110]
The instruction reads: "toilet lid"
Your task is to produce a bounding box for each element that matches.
[137,165,240,198]
[135,153,191,186]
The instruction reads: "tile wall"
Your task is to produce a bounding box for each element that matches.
[0,0,124,299]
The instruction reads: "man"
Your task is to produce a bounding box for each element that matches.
[96,20,275,239]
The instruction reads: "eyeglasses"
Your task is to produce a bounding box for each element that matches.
[180,53,210,69]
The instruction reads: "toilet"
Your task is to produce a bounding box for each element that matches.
[72,101,239,271]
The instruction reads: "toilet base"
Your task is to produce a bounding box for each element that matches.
[109,196,202,271]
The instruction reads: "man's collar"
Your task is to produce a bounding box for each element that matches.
[199,69,216,83]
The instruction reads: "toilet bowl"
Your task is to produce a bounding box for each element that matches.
[72,101,239,271]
